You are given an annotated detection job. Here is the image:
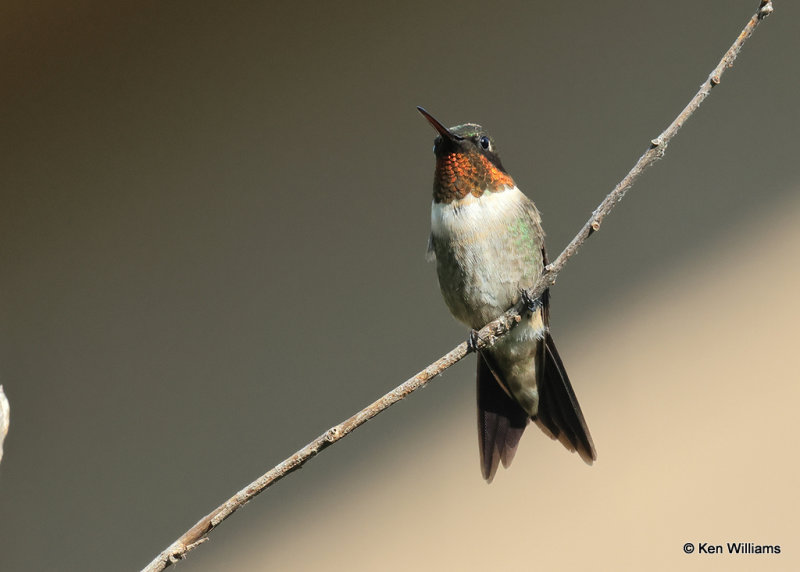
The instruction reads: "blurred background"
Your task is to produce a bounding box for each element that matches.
[1,1,798,570]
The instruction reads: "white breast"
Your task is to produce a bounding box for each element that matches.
[430,185,527,240]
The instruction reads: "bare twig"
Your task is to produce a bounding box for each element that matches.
[142,3,773,570]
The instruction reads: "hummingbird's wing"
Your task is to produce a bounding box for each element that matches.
[534,329,597,465]
[476,353,530,482]
[532,252,596,464]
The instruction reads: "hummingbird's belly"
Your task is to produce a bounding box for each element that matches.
[434,241,525,328]
[430,188,543,330]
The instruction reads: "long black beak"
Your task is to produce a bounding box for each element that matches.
[417,106,461,141]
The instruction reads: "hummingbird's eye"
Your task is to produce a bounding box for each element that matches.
[479,136,490,150]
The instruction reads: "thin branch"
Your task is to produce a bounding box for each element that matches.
[142,3,774,570]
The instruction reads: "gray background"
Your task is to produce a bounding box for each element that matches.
[1,1,797,570]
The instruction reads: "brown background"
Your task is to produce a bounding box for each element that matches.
[1,1,798,570]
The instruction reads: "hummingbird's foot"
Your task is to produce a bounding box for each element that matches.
[520,288,543,314]
[467,329,481,353]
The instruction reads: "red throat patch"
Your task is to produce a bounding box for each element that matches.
[434,152,515,203]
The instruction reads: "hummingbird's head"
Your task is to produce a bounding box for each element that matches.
[418,106,514,204]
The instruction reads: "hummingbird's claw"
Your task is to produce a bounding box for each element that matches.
[520,289,542,314]
[467,329,481,353]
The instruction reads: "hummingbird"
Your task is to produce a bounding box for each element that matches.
[418,107,596,482]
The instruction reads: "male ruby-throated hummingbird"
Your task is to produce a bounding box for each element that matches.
[418,107,596,482]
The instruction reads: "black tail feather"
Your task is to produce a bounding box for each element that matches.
[534,332,596,464]
[476,354,529,482]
